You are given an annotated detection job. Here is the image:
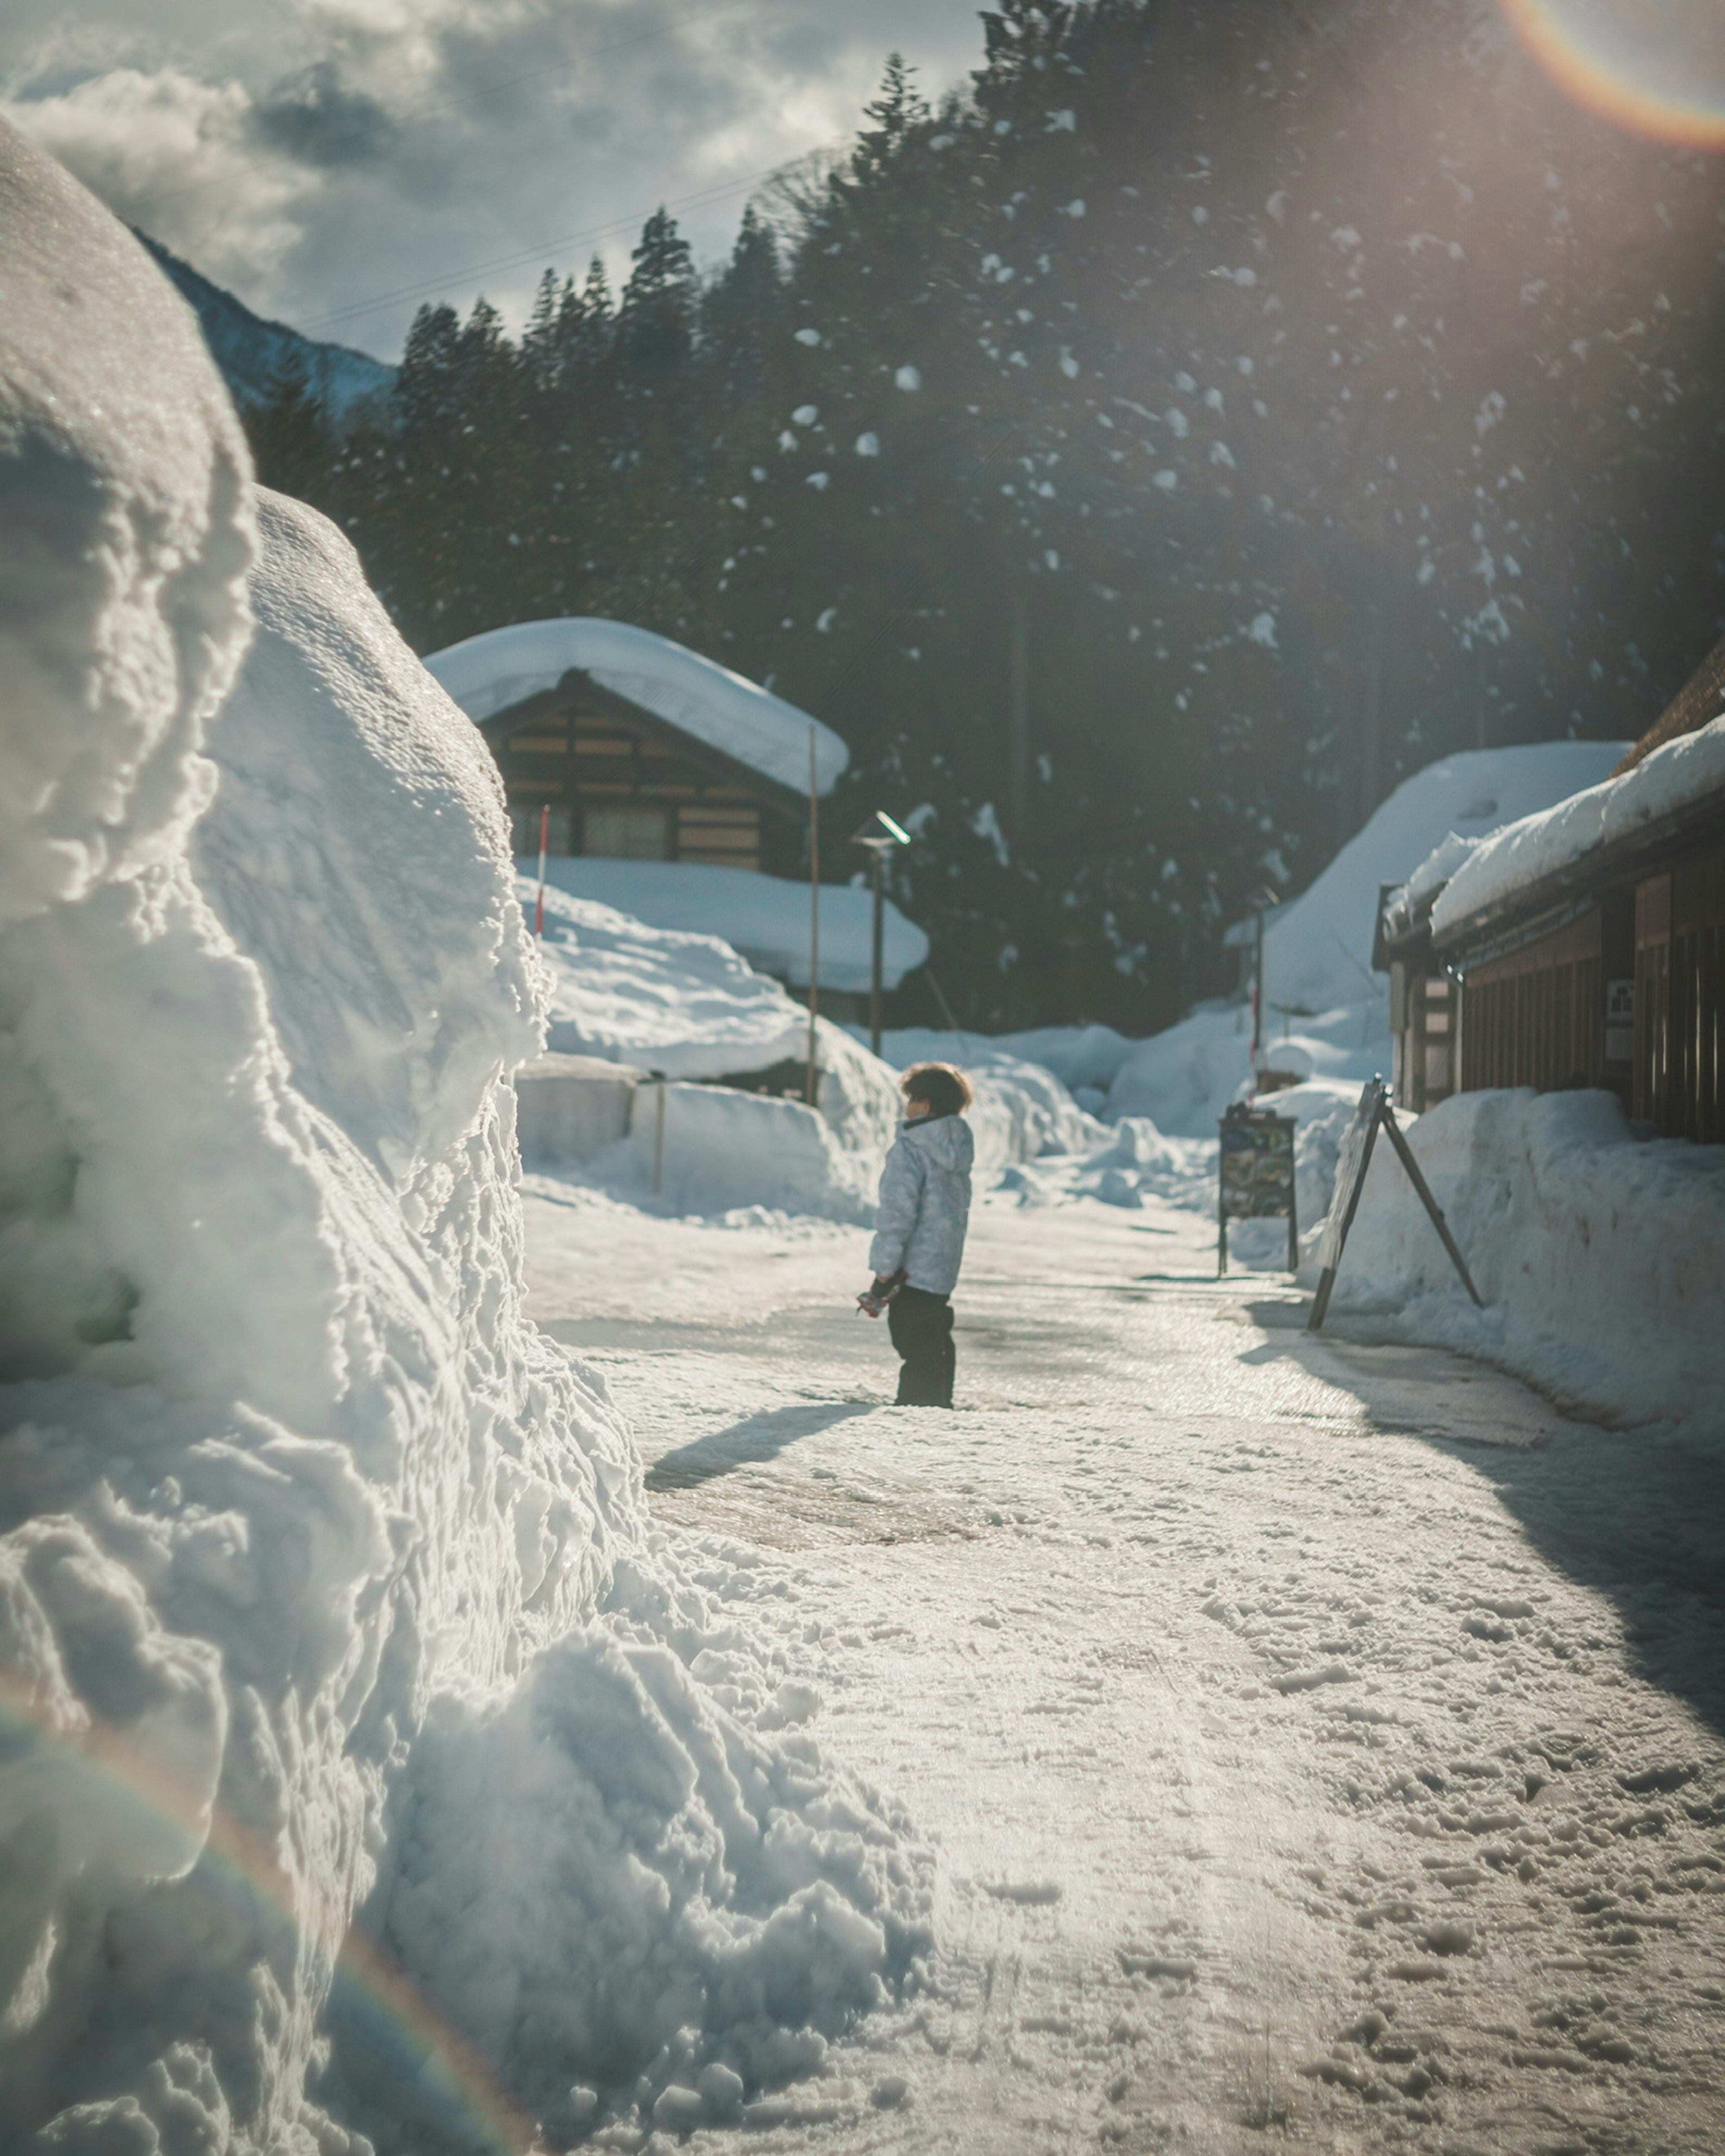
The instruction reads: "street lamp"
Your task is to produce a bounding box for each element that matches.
[852,810,912,1058]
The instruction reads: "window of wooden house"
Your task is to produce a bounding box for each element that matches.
[582,804,670,860]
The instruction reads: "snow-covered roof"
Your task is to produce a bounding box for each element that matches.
[423,617,849,798]
[1431,714,1725,942]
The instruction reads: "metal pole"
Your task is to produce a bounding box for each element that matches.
[870,846,886,1058]
[534,801,549,938]
[805,725,819,1105]
[652,1076,666,1199]
[1251,904,1265,1069]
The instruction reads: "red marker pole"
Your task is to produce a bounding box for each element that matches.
[534,803,549,938]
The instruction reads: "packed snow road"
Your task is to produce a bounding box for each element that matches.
[522,1179,1725,2154]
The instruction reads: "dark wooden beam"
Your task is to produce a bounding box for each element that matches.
[478,669,807,824]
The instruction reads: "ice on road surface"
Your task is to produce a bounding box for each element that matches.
[524,1181,1725,2153]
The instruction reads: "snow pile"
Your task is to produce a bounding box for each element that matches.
[531,854,928,994]
[1255,742,1626,1018]
[1432,715,1725,936]
[534,882,809,1076]
[1105,743,1627,1139]
[989,1023,1136,1114]
[0,139,926,2155]
[382,1549,925,2141]
[529,883,903,1210]
[880,1028,1107,1182]
[593,1081,884,1224]
[425,616,849,798]
[1322,1089,1725,1441]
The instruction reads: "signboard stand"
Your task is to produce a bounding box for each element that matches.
[1307,1077,1482,1331]
[1216,1104,1299,1276]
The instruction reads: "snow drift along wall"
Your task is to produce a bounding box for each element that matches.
[0,124,925,2156]
[1323,1088,1725,1441]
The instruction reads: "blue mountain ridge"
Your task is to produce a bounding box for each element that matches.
[136,231,395,420]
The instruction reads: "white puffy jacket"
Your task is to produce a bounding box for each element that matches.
[867,1112,975,1294]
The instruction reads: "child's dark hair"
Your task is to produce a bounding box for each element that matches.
[901,1061,973,1117]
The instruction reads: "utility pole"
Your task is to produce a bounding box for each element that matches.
[1247,883,1280,1074]
[1007,583,1031,829]
[805,724,820,1104]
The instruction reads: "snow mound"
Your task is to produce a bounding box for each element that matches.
[879,1028,1108,1181]
[530,883,903,1191]
[1260,742,1627,1020]
[381,1551,925,2139]
[591,1080,882,1224]
[1322,1089,1725,1441]
[531,854,929,994]
[0,147,926,2154]
[1102,1001,1379,1141]
[425,616,849,798]
[534,882,809,1077]
[0,121,251,930]
[991,1023,1136,1107]
[1432,715,1725,936]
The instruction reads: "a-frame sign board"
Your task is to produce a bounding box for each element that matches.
[1307,1078,1482,1332]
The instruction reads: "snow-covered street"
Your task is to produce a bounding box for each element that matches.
[524,1182,1725,2154]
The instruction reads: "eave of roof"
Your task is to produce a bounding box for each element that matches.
[1432,781,1725,958]
[482,670,808,818]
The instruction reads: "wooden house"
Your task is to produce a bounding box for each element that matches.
[424,617,848,876]
[1372,878,1458,1116]
[1381,640,1725,1141]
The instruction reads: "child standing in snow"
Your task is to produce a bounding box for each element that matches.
[858,1062,975,1408]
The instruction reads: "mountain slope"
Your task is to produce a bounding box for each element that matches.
[137,231,394,418]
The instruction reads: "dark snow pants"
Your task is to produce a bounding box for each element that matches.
[888,1285,955,1408]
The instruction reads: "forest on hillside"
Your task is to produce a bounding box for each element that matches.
[251,0,1725,1032]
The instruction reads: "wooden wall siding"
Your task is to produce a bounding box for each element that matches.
[1459,907,1603,1093]
[1637,850,1725,1142]
[491,704,762,869]
[1390,965,1457,1112]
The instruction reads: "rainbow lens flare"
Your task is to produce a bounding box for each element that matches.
[0,1671,532,2154]
[1499,0,1725,149]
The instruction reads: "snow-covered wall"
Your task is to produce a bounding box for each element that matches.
[0,128,925,2154]
[1320,1089,1725,1442]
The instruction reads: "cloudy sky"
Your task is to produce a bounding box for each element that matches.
[1,0,984,360]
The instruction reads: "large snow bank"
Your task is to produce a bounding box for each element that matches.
[531,854,928,994]
[425,616,849,798]
[1432,715,1725,936]
[1322,1089,1725,1442]
[0,137,926,2154]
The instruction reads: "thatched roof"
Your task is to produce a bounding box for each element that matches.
[1612,633,1725,776]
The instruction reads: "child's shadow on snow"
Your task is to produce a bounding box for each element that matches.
[646,1401,876,1491]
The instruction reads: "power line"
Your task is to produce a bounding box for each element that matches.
[129,0,760,218]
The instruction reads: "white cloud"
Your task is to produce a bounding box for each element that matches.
[1,68,312,288]
[1,0,984,358]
